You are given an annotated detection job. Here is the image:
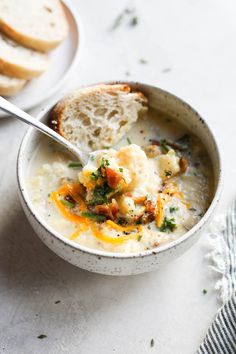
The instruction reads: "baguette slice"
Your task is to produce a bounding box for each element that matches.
[0,33,49,79]
[50,84,148,152]
[0,0,68,52]
[0,74,26,96]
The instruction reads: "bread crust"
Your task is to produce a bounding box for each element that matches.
[0,0,68,52]
[0,75,26,96]
[0,57,48,79]
[50,84,148,151]
[0,20,67,52]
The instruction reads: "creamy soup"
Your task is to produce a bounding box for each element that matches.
[27,109,213,253]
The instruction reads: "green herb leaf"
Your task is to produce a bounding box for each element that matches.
[87,183,114,206]
[68,162,83,169]
[118,217,126,225]
[37,334,47,339]
[90,158,110,181]
[111,13,124,30]
[160,139,171,153]
[202,289,208,295]
[60,199,74,208]
[159,217,176,232]
[119,168,123,172]
[150,338,154,347]
[169,206,179,213]
[81,212,106,222]
[130,16,138,26]
[54,300,61,304]
[137,235,142,241]
[127,137,132,145]
[139,58,147,64]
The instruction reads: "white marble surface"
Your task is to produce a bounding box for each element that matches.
[0,0,236,353]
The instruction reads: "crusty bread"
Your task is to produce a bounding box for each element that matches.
[0,0,68,52]
[50,84,148,152]
[0,74,26,96]
[0,33,49,79]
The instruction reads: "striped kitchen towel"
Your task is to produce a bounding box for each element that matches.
[197,200,236,354]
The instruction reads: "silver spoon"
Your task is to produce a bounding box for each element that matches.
[0,96,89,165]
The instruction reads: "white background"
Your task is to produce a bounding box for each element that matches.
[0,0,236,353]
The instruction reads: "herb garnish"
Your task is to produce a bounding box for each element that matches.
[81,212,106,222]
[119,168,123,172]
[87,183,114,206]
[150,338,154,347]
[160,139,170,153]
[117,217,126,225]
[202,289,208,295]
[111,12,124,30]
[137,235,142,241]
[60,199,74,208]
[111,7,137,30]
[37,334,47,339]
[169,206,179,213]
[160,217,176,232]
[68,162,83,169]
[90,158,110,181]
[127,137,132,145]
[54,300,61,304]
[130,16,138,26]
[139,58,147,64]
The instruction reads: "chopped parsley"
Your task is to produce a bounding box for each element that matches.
[150,338,154,347]
[54,300,61,304]
[160,217,176,232]
[169,206,179,213]
[110,7,136,30]
[37,334,47,339]
[139,58,147,64]
[119,168,123,172]
[111,13,124,30]
[127,137,132,145]
[90,158,110,181]
[117,217,126,225]
[81,212,106,222]
[202,289,208,295]
[137,235,142,241]
[136,219,142,225]
[160,139,171,153]
[87,183,114,206]
[60,199,74,208]
[68,161,83,169]
[130,16,138,26]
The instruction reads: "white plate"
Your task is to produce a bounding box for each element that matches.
[0,0,82,117]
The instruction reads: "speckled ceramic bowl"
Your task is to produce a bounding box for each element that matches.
[17,82,223,275]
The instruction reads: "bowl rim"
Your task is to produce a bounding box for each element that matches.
[17,81,223,260]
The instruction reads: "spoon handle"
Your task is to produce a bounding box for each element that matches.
[0,96,87,165]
